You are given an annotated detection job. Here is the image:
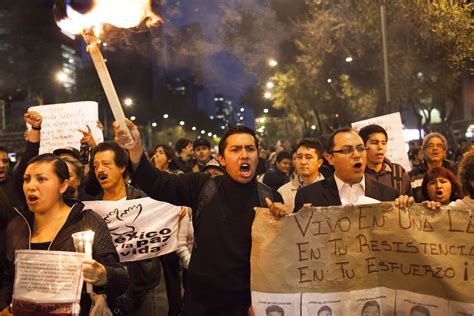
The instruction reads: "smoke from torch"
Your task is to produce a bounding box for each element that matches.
[53,0,162,146]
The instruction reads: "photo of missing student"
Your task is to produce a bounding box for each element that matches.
[395,290,448,316]
[350,287,395,316]
[302,292,349,315]
[448,300,474,315]
[251,292,301,316]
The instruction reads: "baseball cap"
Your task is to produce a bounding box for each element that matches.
[193,138,211,149]
[200,158,224,173]
[53,147,81,161]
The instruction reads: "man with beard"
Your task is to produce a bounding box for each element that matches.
[89,141,162,315]
[114,121,284,316]
[294,128,399,210]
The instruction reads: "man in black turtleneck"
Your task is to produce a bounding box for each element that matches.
[114,122,284,316]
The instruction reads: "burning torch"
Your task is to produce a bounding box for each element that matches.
[53,0,162,145]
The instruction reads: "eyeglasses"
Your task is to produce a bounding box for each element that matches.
[330,144,366,155]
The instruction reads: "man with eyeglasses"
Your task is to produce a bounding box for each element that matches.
[294,128,399,210]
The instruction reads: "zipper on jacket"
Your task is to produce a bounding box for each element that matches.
[13,203,78,251]
[48,202,78,251]
[13,207,32,250]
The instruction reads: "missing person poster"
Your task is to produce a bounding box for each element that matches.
[83,197,181,262]
[251,203,474,315]
[12,250,84,315]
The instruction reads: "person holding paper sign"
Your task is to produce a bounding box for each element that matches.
[89,141,164,316]
[294,128,399,211]
[409,132,456,202]
[0,154,128,315]
[114,121,284,316]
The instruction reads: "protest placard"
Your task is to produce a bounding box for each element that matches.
[83,197,180,262]
[251,204,474,315]
[12,250,84,315]
[28,101,104,154]
[352,112,411,172]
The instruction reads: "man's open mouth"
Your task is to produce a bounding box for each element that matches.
[240,163,251,177]
[354,162,363,170]
[98,173,108,181]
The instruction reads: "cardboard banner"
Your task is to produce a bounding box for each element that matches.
[83,198,180,262]
[28,101,104,154]
[352,112,411,172]
[12,250,84,315]
[251,204,474,315]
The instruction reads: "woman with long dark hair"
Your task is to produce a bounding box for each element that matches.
[0,153,128,315]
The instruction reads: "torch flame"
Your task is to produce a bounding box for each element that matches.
[56,0,161,35]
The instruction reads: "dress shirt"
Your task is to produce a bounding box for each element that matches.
[334,174,365,205]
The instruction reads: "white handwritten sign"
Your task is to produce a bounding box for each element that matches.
[352,112,411,172]
[12,250,84,315]
[83,198,180,262]
[28,101,104,154]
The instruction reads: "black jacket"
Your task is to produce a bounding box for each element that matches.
[294,175,399,211]
[0,202,128,314]
[131,154,283,313]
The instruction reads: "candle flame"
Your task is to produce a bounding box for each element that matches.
[56,0,162,35]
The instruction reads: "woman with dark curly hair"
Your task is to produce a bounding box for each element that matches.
[421,167,462,205]
[450,152,474,208]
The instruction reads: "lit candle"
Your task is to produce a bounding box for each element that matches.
[72,230,95,294]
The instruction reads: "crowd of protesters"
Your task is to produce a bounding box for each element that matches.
[0,111,473,315]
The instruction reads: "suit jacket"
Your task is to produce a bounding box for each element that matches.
[294,175,399,212]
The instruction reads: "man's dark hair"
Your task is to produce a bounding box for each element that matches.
[175,138,192,153]
[318,305,332,315]
[275,151,291,163]
[358,124,388,145]
[265,305,284,316]
[325,127,355,154]
[90,141,129,170]
[410,305,430,316]
[218,125,259,156]
[458,152,474,198]
[0,146,8,154]
[361,300,380,315]
[295,138,324,158]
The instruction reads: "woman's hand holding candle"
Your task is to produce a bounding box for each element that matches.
[81,259,108,286]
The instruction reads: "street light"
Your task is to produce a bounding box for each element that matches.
[240,107,245,112]
[327,78,332,83]
[345,56,353,63]
[201,130,205,134]
[130,116,136,121]
[124,98,133,107]
[192,126,197,131]
[56,71,68,82]
[263,108,269,114]
[163,114,169,119]
[268,59,278,67]
[266,82,274,89]
[151,122,157,127]
[179,121,185,126]
[264,92,272,99]
[207,132,212,137]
